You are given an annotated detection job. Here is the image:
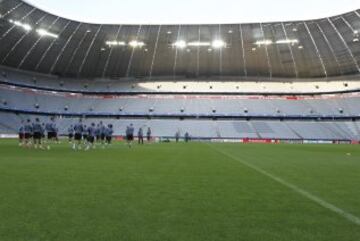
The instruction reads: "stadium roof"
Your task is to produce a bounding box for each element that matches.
[0,0,359,80]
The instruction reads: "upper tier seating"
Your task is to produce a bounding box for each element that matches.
[0,85,359,117]
[1,66,360,94]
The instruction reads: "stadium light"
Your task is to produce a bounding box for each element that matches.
[255,39,299,47]
[188,41,211,47]
[173,40,226,49]
[106,41,126,47]
[9,19,32,31]
[129,41,145,48]
[212,40,226,48]
[36,28,58,38]
[173,40,187,48]
[255,39,273,46]
[276,39,299,45]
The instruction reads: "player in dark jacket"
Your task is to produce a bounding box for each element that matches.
[105,124,114,145]
[73,119,84,150]
[126,124,134,148]
[99,121,107,147]
[138,128,144,145]
[32,118,44,149]
[175,131,180,143]
[45,117,57,150]
[68,125,74,143]
[146,127,152,142]
[23,119,33,147]
[85,123,96,151]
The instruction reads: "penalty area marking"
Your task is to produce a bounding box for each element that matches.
[209,145,360,226]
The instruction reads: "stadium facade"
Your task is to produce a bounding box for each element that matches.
[0,0,359,142]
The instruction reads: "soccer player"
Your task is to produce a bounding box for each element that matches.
[23,119,33,147]
[73,119,84,150]
[146,127,152,142]
[85,123,96,151]
[45,117,57,150]
[95,123,101,143]
[99,121,106,147]
[41,123,46,140]
[175,131,180,143]
[138,128,144,144]
[83,124,88,144]
[126,124,134,148]
[41,123,46,145]
[105,124,114,145]
[184,132,190,143]
[18,121,25,146]
[68,125,74,143]
[32,118,44,149]
[54,125,59,143]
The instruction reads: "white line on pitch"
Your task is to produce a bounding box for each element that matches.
[210,145,360,226]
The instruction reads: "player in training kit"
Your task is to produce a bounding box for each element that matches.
[99,121,106,147]
[18,121,25,146]
[68,125,74,143]
[41,123,46,142]
[126,124,134,148]
[23,119,33,147]
[138,128,144,144]
[95,124,101,143]
[54,126,59,143]
[73,120,84,150]
[85,123,96,150]
[175,131,180,143]
[105,124,114,145]
[82,125,88,146]
[32,118,44,149]
[147,127,152,142]
[184,132,190,143]
[41,123,46,139]
[45,117,57,150]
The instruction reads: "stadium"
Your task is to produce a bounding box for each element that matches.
[0,0,359,240]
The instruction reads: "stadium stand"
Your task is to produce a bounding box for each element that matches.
[0,67,359,141]
[0,1,359,142]
[0,112,359,140]
[0,78,359,117]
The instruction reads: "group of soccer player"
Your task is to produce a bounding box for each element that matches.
[125,123,152,147]
[68,120,114,150]
[68,121,152,149]
[18,117,156,150]
[18,117,59,149]
[18,118,114,150]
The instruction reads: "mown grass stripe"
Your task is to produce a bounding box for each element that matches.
[210,144,360,226]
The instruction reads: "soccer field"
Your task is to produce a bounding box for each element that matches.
[0,140,359,241]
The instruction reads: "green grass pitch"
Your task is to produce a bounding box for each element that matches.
[0,139,359,241]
